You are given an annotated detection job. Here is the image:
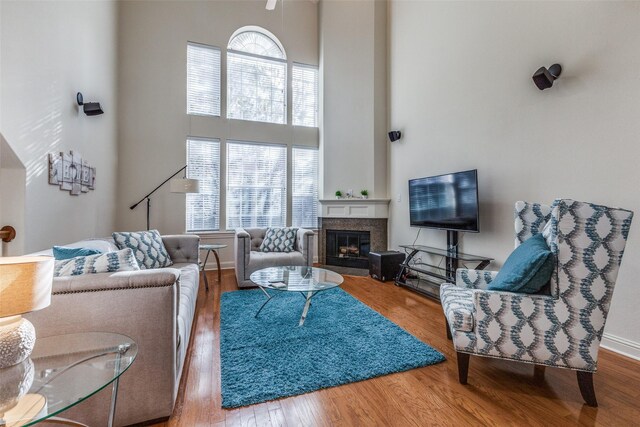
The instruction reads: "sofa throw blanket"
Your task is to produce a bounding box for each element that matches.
[54,248,140,277]
[112,229,173,269]
[259,227,298,253]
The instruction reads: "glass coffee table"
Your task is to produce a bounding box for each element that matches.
[250,266,344,326]
[0,332,137,427]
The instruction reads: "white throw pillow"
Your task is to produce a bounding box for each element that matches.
[54,248,140,277]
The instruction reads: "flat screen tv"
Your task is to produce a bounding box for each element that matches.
[408,169,479,232]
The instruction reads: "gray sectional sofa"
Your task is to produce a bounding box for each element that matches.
[26,234,200,426]
[234,227,315,288]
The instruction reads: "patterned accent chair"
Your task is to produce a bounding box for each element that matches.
[440,199,633,406]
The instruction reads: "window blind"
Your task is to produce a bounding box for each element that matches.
[187,43,221,116]
[226,141,287,229]
[186,138,220,231]
[292,147,319,228]
[227,51,286,125]
[292,64,318,127]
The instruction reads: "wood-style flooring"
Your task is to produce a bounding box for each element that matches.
[151,270,640,426]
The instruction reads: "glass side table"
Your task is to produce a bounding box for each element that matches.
[199,243,228,291]
[0,332,137,427]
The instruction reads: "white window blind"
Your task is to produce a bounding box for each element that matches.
[292,64,318,127]
[186,138,220,231]
[227,52,286,124]
[187,43,221,116]
[226,141,287,229]
[292,147,319,228]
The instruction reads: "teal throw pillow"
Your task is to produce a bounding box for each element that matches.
[53,246,102,260]
[259,227,298,253]
[487,233,555,294]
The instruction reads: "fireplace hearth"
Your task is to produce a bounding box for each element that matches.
[326,230,371,269]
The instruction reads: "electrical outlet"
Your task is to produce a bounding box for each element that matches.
[397,193,402,202]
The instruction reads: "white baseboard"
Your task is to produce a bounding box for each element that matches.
[601,333,640,361]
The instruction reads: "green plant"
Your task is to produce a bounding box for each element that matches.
[335,190,343,198]
[360,189,369,196]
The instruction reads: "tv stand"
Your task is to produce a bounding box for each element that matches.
[395,235,493,300]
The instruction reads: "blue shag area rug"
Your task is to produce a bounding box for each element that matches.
[220,288,445,408]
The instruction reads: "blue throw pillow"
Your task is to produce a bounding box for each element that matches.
[53,246,102,260]
[487,234,555,294]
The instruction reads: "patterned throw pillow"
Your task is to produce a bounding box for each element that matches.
[54,248,140,277]
[53,246,102,260]
[259,227,298,253]
[112,229,173,269]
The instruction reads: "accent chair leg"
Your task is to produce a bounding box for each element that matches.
[457,352,470,385]
[577,371,598,407]
[445,318,452,340]
[534,364,546,380]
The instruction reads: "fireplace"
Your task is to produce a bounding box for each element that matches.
[326,230,371,269]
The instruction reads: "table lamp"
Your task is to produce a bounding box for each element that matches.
[0,257,54,369]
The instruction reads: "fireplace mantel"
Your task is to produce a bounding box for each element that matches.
[318,198,391,219]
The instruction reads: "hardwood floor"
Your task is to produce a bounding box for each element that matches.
[152,270,640,426]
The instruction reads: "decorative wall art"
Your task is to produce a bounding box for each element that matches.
[49,151,95,196]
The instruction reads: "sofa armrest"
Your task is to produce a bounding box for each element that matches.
[51,269,181,294]
[235,228,251,281]
[296,228,315,265]
[162,234,200,264]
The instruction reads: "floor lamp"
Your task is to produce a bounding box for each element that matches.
[130,165,200,230]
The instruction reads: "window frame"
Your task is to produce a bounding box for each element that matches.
[225,140,288,230]
[186,42,222,117]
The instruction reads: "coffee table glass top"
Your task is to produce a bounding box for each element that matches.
[0,332,137,427]
[250,266,344,292]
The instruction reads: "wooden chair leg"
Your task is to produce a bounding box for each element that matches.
[457,352,470,385]
[534,364,546,380]
[445,318,452,340]
[577,371,598,407]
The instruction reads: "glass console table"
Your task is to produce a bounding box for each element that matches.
[0,332,137,427]
[395,244,493,300]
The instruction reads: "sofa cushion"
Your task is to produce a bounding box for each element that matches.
[113,229,173,269]
[487,233,554,294]
[259,227,298,253]
[171,262,199,376]
[53,246,102,260]
[54,248,140,277]
[440,283,476,332]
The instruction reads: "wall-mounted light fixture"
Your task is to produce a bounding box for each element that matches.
[76,92,104,116]
[388,130,402,142]
[532,64,562,90]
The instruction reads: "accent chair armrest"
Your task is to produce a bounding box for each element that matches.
[456,268,499,290]
[296,228,315,265]
[235,228,251,282]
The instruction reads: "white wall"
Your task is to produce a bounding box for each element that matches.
[0,0,119,253]
[319,0,387,199]
[388,1,640,357]
[116,0,319,268]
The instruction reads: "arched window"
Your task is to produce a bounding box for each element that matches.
[227,27,287,124]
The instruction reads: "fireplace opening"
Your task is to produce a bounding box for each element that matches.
[326,230,371,269]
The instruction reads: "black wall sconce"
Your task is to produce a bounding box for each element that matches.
[532,64,562,90]
[388,130,402,142]
[76,92,104,116]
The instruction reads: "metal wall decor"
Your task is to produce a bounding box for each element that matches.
[48,151,96,196]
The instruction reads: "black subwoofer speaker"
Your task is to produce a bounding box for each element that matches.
[369,251,406,282]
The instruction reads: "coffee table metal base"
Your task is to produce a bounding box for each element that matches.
[255,287,318,326]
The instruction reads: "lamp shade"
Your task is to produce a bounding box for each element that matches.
[0,257,54,318]
[170,178,200,193]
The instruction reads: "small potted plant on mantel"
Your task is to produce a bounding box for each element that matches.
[335,190,343,199]
[360,190,369,199]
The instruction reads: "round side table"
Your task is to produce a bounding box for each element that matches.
[199,243,228,291]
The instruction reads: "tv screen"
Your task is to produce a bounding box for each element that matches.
[409,169,479,232]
